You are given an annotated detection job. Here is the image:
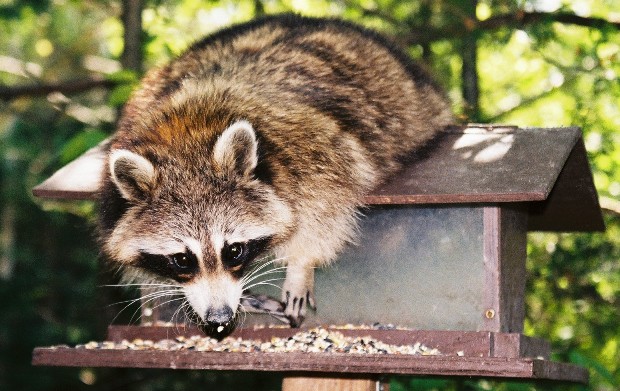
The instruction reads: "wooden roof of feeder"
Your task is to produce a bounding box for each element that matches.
[33,124,604,232]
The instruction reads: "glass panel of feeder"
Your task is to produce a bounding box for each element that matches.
[248,206,485,331]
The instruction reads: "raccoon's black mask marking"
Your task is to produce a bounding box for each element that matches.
[223,236,273,277]
[138,250,199,283]
[136,237,272,281]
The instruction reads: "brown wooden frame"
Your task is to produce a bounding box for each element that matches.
[32,326,587,384]
[483,206,528,332]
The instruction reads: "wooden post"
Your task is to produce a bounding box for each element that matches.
[483,205,528,332]
[282,375,386,391]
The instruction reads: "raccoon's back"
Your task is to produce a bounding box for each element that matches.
[116,15,453,190]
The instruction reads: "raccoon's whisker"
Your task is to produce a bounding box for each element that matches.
[170,300,184,321]
[178,299,205,329]
[238,310,247,329]
[107,290,179,325]
[151,296,186,312]
[233,309,244,330]
[242,276,286,289]
[110,296,150,326]
[129,293,174,325]
[140,295,186,326]
[241,260,286,281]
[107,297,141,308]
[119,289,184,325]
[243,279,285,291]
[182,301,193,324]
[109,302,136,326]
[112,293,182,312]
[242,261,287,278]
[153,295,185,308]
[138,291,184,307]
[243,283,283,292]
[240,266,287,285]
[171,298,189,327]
[108,289,183,306]
[176,300,192,329]
[241,257,286,282]
[102,283,180,289]
[128,306,143,326]
[123,296,165,322]
[245,254,289,273]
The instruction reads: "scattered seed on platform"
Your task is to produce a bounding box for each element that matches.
[71,327,440,356]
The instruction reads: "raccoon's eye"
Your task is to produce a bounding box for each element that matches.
[170,252,196,272]
[222,242,247,269]
[138,251,197,283]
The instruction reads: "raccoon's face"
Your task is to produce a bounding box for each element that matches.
[104,120,292,335]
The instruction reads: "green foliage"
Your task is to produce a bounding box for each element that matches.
[106,70,140,107]
[1,1,619,390]
[59,129,108,164]
[526,214,620,390]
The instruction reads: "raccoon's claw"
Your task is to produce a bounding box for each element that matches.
[283,290,313,327]
[282,265,316,327]
[308,291,317,310]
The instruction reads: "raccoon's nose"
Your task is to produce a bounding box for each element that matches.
[205,305,234,326]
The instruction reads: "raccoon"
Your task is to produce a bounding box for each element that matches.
[98,14,453,335]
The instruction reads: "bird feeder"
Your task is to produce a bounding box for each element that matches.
[31,124,603,389]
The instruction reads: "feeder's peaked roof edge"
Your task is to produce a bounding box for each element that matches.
[364,125,603,232]
[32,125,604,232]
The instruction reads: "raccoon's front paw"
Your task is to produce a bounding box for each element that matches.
[282,266,316,327]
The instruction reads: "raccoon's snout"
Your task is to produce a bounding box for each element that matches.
[206,305,234,326]
[183,276,243,337]
[189,304,238,339]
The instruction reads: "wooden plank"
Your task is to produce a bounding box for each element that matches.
[492,334,550,359]
[281,376,380,391]
[364,126,580,205]
[532,359,590,383]
[31,346,588,383]
[528,138,605,231]
[483,207,502,333]
[32,140,108,199]
[482,206,528,333]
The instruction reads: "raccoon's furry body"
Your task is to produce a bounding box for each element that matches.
[99,14,453,334]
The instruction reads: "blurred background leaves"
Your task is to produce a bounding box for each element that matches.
[0,0,618,390]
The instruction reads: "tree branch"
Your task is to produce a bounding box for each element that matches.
[600,196,620,217]
[0,77,118,101]
[401,10,620,45]
[459,0,480,122]
[3,10,617,102]
[121,0,143,73]
[482,83,569,123]
[485,11,620,31]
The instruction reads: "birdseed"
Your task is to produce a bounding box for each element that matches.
[75,327,440,356]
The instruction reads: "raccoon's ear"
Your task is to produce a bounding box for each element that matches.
[213,120,258,177]
[109,149,156,201]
